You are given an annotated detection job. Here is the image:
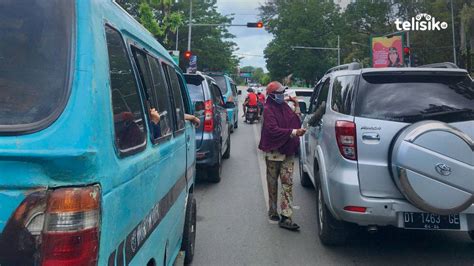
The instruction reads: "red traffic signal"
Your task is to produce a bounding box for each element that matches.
[247,21,263,28]
[184,50,192,59]
[403,47,410,56]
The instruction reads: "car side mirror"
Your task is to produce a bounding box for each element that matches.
[238,90,242,95]
[224,102,235,109]
[298,101,307,114]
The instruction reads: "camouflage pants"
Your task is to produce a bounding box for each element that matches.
[266,155,294,218]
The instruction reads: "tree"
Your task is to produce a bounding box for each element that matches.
[260,0,341,84]
[116,0,239,73]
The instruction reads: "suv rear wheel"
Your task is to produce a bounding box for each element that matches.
[223,133,231,159]
[207,144,222,183]
[316,183,349,246]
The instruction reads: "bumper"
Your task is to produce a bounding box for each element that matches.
[196,138,219,166]
[325,169,474,231]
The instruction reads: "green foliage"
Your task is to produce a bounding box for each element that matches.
[116,0,239,73]
[260,0,472,82]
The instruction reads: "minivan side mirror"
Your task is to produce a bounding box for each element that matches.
[238,90,242,95]
[224,102,236,109]
[298,101,307,114]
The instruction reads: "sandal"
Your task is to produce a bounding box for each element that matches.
[269,214,280,222]
[279,216,300,231]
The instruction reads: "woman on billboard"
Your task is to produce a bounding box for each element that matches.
[387,47,403,67]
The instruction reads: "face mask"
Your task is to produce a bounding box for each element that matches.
[271,93,285,104]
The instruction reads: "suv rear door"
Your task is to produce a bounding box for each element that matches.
[354,71,474,199]
[185,75,206,149]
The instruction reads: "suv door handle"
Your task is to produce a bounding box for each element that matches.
[362,133,380,141]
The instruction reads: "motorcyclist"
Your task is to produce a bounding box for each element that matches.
[242,88,259,118]
[257,91,265,116]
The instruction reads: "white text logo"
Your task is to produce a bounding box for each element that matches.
[395,13,448,31]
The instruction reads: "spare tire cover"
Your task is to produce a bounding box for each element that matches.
[391,121,474,215]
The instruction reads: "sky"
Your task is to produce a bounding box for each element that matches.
[216,0,273,72]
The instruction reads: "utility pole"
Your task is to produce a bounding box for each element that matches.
[187,0,192,51]
[450,0,457,65]
[337,35,340,66]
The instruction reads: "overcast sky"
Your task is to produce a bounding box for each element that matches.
[216,0,273,72]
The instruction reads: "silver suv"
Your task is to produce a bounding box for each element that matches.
[299,65,474,245]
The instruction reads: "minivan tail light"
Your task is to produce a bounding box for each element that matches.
[335,121,357,160]
[41,186,100,266]
[204,100,214,132]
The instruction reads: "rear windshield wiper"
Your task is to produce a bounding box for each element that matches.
[393,108,474,122]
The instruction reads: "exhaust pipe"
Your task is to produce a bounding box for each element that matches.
[367,225,378,234]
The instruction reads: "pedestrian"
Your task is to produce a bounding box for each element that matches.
[258,81,306,231]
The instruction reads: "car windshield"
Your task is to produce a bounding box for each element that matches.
[211,76,229,95]
[0,0,74,133]
[355,73,474,123]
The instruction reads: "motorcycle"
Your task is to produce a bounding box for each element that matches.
[245,106,259,124]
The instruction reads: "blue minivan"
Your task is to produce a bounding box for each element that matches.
[0,1,196,265]
[208,74,239,131]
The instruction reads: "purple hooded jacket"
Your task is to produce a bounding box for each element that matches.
[258,97,301,155]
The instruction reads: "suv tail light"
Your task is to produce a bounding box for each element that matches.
[204,100,214,132]
[0,185,101,266]
[335,121,357,160]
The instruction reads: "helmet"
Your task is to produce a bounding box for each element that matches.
[247,88,254,93]
[266,81,285,94]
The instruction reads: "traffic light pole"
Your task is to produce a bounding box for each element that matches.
[290,35,341,65]
[187,0,192,51]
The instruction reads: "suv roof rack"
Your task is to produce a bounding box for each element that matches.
[325,62,362,75]
[417,62,459,69]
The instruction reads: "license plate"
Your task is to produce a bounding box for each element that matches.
[403,212,460,230]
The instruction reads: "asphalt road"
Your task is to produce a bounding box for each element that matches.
[191,93,474,266]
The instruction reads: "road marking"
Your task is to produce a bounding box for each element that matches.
[252,123,270,212]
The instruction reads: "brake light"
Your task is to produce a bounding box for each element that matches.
[204,100,214,132]
[335,121,357,160]
[41,186,101,266]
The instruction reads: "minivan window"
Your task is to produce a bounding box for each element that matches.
[331,75,356,115]
[131,48,168,140]
[0,0,74,133]
[212,76,229,95]
[105,26,146,152]
[148,57,173,137]
[164,64,185,131]
[211,84,224,106]
[355,74,474,123]
[187,84,205,102]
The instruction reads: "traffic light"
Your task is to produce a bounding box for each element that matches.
[184,50,192,60]
[247,21,263,28]
[403,47,410,66]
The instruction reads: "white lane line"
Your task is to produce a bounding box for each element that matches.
[252,123,269,212]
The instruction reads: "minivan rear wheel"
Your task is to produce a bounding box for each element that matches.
[316,183,348,246]
[182,194,196,264]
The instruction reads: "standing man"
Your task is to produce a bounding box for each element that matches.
[259,81,306,231]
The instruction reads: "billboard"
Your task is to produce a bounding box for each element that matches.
[371,35,404,68]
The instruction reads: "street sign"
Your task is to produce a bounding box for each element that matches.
[239,72,252,78]
[188,55,197,73]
